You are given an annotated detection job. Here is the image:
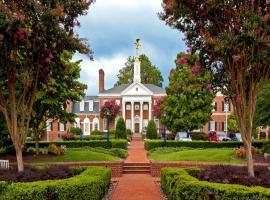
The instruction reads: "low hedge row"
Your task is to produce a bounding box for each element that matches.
[144,139,270,151]
[0,166,111,200]
[25,139,128,150]
[161,167,270,200]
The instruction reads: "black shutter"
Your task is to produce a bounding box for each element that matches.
[222,122,224,131]
[215,122,217,131]
[208,122,210,131]
[50,122,53,131]
[215,102,217,111]
[228,102,231,111]
[58,123,60,131]
[64,123,66,131]
[222,101,224,112]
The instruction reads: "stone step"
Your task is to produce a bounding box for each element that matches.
[123,166,150,170]
[123,169,150,174]
[124,162,150,166]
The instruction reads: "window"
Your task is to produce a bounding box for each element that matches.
[126,104,131,110]
[126,119,131,130]
[84,118,90,135]
[223,121,227,131]
[80,101,84,111]
[143,119,149,130]
[103,118,108,131]
[59,123,65,131]
[93,118,99,131]
[212,102,217,112]
[74,118,80,128]
[135,104,140,110]
[46,122,52,131]
[209,121,216,131]
[154,119,159,133]
[88,100,93,111]
[143,104,148,110]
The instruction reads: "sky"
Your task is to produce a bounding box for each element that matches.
[73,0,186,95]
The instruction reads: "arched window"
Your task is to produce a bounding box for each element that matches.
[74,117,80,128]
[83,118,90,135]
[93,117,99,131]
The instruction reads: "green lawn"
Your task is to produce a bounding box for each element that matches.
[148,148,245,164]
[30,149,121,163]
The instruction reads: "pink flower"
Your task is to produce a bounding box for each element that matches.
[45,53,53,63]
[0,34,4,41]
[207,83,212,90]
[232,55,240,62]
[176,56,187,65]
[75,20,81,27]
[191,66,200,75]
[15,28,26,42]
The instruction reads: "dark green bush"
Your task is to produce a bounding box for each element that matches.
[69,127,82,135]
[126,129,132,135]
[146,119,158,139]
[0,167,111,200]
[91,130,102,135]
[161,167,270,200]
[115,117,127,139]
[144,139,270,151]
[109,148,128,158]
[25,139,128,150]
[190,132,208,140]
[261,144,270,154]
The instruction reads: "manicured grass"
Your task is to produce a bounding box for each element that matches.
[30,149,121,163]
[148,148,245,163]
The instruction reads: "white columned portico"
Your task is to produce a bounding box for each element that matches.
[139,101,143,133]
[122,100,125,120]
[131,101,134,133]
[149,101,152,121]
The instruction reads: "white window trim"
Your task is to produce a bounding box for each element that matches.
[88,100,94,112]
[80,101,84,111]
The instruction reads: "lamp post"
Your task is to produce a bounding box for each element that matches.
[224,101,229,137]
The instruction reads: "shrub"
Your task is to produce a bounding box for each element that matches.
[48,144,65,155]
[109,148,128,158]
[234,146,261,158]
[161,167,270,200]
[62,132,76,141]
[115,117,127,139]
[261,144,270,154]
[126,129,132,135]
[25,139,128,150]
[91,130,102,135]
[190,132,208,140]
[144,139,270,151]
[146,119,157,139]
[0,167,111,200]
[69,127,82,135]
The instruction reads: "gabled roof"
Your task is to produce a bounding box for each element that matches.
[99,84,130,95]
[72,96,99,114]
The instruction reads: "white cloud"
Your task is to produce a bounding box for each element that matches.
[74,53,128,95]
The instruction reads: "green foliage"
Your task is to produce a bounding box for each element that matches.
[162,53,214,133]
[261,144,270,154]
[115,117,127,139]
[144,140,270,151]
[114,54,163,87]
[254,83,270,127]
[146,119,158,139]
[91,130,102,135]
[70,128,82,135]
[126,129,132,135]
[228,113,239,133]
[161,167,270,200]
[190,132,208,141]
[0,167,111,200]
[25,139,128,150]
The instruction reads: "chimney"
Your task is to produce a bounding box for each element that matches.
[99,69,105,93]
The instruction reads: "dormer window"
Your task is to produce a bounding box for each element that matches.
[80,101,84,111]
[89,100,93,111]
[136,87,138,91]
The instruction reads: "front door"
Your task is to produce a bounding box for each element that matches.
[135,123,139,133]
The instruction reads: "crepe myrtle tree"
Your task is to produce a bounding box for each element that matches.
[100,99,120,136]
[0,0,94,172]
[161,0,270,176]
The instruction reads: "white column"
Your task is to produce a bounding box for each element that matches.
[148,101,152,121]
[122,100,125,121]
[131,101,134,133]
[140,101,143,133]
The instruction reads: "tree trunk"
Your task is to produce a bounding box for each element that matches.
[35,136,39,155]
[245,143,255,177]
[15,145,24,172]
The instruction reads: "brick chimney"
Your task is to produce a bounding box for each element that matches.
[99,69,105,93]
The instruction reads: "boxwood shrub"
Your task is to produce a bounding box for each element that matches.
[144,139,270,151]
[0,166,111,200]
[25,139,128,150]
[161,167,270,200]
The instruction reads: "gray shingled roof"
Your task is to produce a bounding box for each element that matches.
[99,83,166,95]
[72,96,99,114]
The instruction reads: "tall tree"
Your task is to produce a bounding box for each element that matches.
[254,83,270,128]
[30,51,87,152]
[0,0,93,172]
[227,113,239,133]
[114,54,163,87]
[162,52,214,133]
[161,0,270,176]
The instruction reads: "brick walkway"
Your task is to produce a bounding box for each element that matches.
[109,138,163,200]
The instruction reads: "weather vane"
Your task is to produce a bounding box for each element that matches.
[134,38,141,56]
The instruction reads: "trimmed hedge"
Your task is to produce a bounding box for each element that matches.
[144,139,270,151]
[161,167,270,200]
[0,167,111,200]
[25,139,128,150]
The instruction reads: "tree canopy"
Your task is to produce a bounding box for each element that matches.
[114,54,163,87]
[161,0,270,176]
[0,0,93,171]
[162,52,214,133]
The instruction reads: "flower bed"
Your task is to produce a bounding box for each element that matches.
[0,166,111,200]
[161,167,270,200]
[144,139,270,151]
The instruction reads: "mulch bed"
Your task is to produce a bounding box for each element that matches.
[196,165,270,188]
[1,153,60,163]
[0,165,74,182]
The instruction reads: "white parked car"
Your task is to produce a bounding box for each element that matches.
[175,132,192,141]
[216,132,231,141]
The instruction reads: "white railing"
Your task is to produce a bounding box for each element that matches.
[0,160,9,169]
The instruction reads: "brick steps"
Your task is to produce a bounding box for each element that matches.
[123,162,150,174]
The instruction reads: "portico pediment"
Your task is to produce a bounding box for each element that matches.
[121,82,153,96]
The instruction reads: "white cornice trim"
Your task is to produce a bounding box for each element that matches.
[121,82,154,95]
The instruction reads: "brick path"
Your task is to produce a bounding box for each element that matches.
[109,138,163,200]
